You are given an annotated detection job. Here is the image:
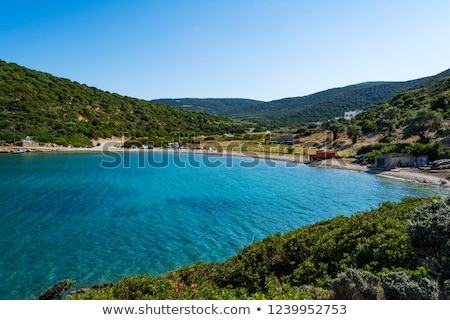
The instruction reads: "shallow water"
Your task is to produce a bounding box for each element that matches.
[0,151,446,299]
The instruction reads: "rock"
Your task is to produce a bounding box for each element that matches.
[38,279,75,300]
[430,159,450,170]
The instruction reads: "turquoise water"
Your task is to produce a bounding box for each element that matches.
[0,151,447,299]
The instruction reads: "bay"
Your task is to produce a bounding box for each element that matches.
[0,151,447,299]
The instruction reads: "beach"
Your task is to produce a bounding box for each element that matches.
[307,157,450,189]
[2,142,450,190]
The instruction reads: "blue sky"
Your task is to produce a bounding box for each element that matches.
[1,0,450,101]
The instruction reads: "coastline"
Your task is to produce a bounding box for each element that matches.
[2,144,450,190]
[307,157,450,189]
[3,145,448,299]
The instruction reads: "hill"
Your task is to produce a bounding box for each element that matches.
[155,70,450,127]
[67,196,450,300]
[225,69,450,125]
[151,98,264,116]
[0,60,245,147]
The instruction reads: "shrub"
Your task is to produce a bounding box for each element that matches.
[53,137,69,147]
[357,142,450,163]
[408,198,450,283]
[123,140,143,148]
[379,135,394,143]
[381,272,438,300]
[71,197,441,300]
[327,269,384,300]
[333,140,344,148]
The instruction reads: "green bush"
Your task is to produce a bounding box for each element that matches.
[333,140,344,148]
[123,140,143,148]
[381,272,438,300]
[53,137,69,147]
[66,134,93,147]
[70,197,445,300]
[358,142,450,163]
[408,198,450,283]
[327,269,384,300]
[379,135,394,143]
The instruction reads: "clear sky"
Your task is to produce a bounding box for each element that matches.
[1,0,450,101]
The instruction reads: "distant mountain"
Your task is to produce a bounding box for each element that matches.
[0,60,245,147]
[154,70,450,127]
[152,98,264,116]
[224,69,450,125]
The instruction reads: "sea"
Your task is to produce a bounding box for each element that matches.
[0,151,447,299]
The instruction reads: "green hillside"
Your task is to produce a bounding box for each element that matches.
[67,196,450,300]
[357,75,450,133]
[0,60,245,147]
[152,98,264,116]
[343,74,450,162]
[223,69,450,126]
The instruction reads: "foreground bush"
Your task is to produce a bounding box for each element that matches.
[69,197,448,300]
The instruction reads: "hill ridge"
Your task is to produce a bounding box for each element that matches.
[0,59,245,146]
[154,69,450,125]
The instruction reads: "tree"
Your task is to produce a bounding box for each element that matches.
[403,108,442,143]
[329,121,345,141]
[346,124,362,144]
[431,91,450,115]
[376,106,401,136]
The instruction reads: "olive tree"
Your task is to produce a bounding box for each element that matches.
[329,121,345,141]
[346,124,362,144]
[403,108,442,143]
[376,106,401,136]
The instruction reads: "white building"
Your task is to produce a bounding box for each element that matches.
[344,110,362,121]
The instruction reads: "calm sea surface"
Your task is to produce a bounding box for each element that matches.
[0,151,447,299]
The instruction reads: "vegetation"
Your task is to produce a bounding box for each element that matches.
[182,69,450,125]
[3,59,450,299]
[375,106,401,136]
[357,77,450,137]
[403,108,443,143]
[357,142,450,163]
[337,76,450,161]
[0,60,247,147]
[408,198,450,286]
[152,98,264,116]
[346,124,362,144]
[329,121,345,141]
[67,197,450,300]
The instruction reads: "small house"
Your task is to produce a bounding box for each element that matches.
[20,136,38,147]
[344,110,362,121]
[375,153,417,170]
[270,134,294,145]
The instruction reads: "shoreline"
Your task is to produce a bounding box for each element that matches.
[307,157,450,189]
[3,144,450,190]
